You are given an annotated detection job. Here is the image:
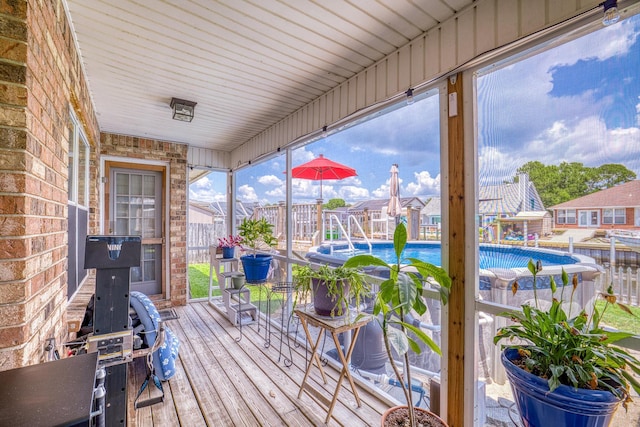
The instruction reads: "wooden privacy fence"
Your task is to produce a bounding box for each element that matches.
[188,222,225,263]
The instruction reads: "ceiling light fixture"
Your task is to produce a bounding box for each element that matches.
[170,98,197,122]
[602,0,620,25]
[406,88,414,105]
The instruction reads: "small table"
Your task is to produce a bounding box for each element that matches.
[295,306,372,424]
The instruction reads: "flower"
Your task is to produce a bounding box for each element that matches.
[217,234,243,248]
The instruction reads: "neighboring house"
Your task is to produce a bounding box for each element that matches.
[422,197,442,225]
[349,197,426,216]
[348,198,426,239]
[549,180,640,230]
[189,201,220,224]
[479,176,545,226]
[420,176,545,227]
[190,200,257,226]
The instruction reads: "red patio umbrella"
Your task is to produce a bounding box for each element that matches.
[291,154,357,199]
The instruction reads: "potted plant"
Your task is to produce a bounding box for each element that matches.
[344,223,451,427]
[217,234,243,259]
[494,259,640,427]
[237,217,277,283]
[292,263,369,318]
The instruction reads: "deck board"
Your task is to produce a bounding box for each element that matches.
[127,301,393,426]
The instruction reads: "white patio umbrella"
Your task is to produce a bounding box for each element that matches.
[387,164,402,225]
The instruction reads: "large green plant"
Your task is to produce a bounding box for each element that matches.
[344,223,451,426]
[494,259,640,408]
[292,264,369,318]
[237,217,277,256]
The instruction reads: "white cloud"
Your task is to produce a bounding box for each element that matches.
[237,184,259,203]
[405,171,441,197]
[258,174,284,186]
[189,176,226,202]
[340,185,369,201]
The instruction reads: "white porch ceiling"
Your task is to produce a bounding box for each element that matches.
[65,0,475,152]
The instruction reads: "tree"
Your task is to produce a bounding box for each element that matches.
[591,164,636,192]
[323,198,347,210]
[516,161,636,208]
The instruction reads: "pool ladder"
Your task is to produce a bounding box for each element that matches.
[326,214,372,256]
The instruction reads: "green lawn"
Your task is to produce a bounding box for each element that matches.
[188,263,284,313]
[188,263,215,299]
[596,300,640,334]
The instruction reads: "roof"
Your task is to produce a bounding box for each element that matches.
[502,211,551,221]
[549,180,640,209]
[349,197,425,211]
[421,197,442,216]
[479,181,544,214]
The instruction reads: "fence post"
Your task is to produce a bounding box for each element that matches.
[610,237,616,269]
[363,208,369,238]
[316,199,323,242]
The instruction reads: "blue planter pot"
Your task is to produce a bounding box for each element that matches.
[502,348,621,427]
[240,254,272,284]
[221,246,235,259]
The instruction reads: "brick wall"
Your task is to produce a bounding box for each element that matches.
[100,133,188,307]
[0,0,99,370]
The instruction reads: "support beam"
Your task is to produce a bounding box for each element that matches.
[446,72,465,427]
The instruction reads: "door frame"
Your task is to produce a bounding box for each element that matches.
[577,209,600,227]
[100,157,171,299]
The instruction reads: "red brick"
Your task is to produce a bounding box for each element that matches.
[0,324,28,348]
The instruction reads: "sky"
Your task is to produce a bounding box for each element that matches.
[191,14,640,206]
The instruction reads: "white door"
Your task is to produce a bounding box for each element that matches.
[578,210,599,227]
[635,208,640,227]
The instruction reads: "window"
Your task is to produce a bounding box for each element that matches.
[67,109,90,299]
[603,208,626,225]
[557,209,576,225]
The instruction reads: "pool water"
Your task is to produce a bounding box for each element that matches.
[317,242,578,270]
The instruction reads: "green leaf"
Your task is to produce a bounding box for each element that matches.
[343,254,389,269]
[386,326,409,356]
[600,330,634,344]
[393,223,407,260]
[396,273,416,309]
[403,322,442,356]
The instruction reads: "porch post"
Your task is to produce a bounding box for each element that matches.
[446,72,466,427]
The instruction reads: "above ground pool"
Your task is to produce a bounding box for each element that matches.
[312,241,581,270]
[307,240,601,298]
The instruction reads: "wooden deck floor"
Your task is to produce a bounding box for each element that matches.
[126,301,392,426]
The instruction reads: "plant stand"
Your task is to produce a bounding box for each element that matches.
[252,282,295,366]
[208,245,239,297]
[223,284,258,342]
[295,306,372,424]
